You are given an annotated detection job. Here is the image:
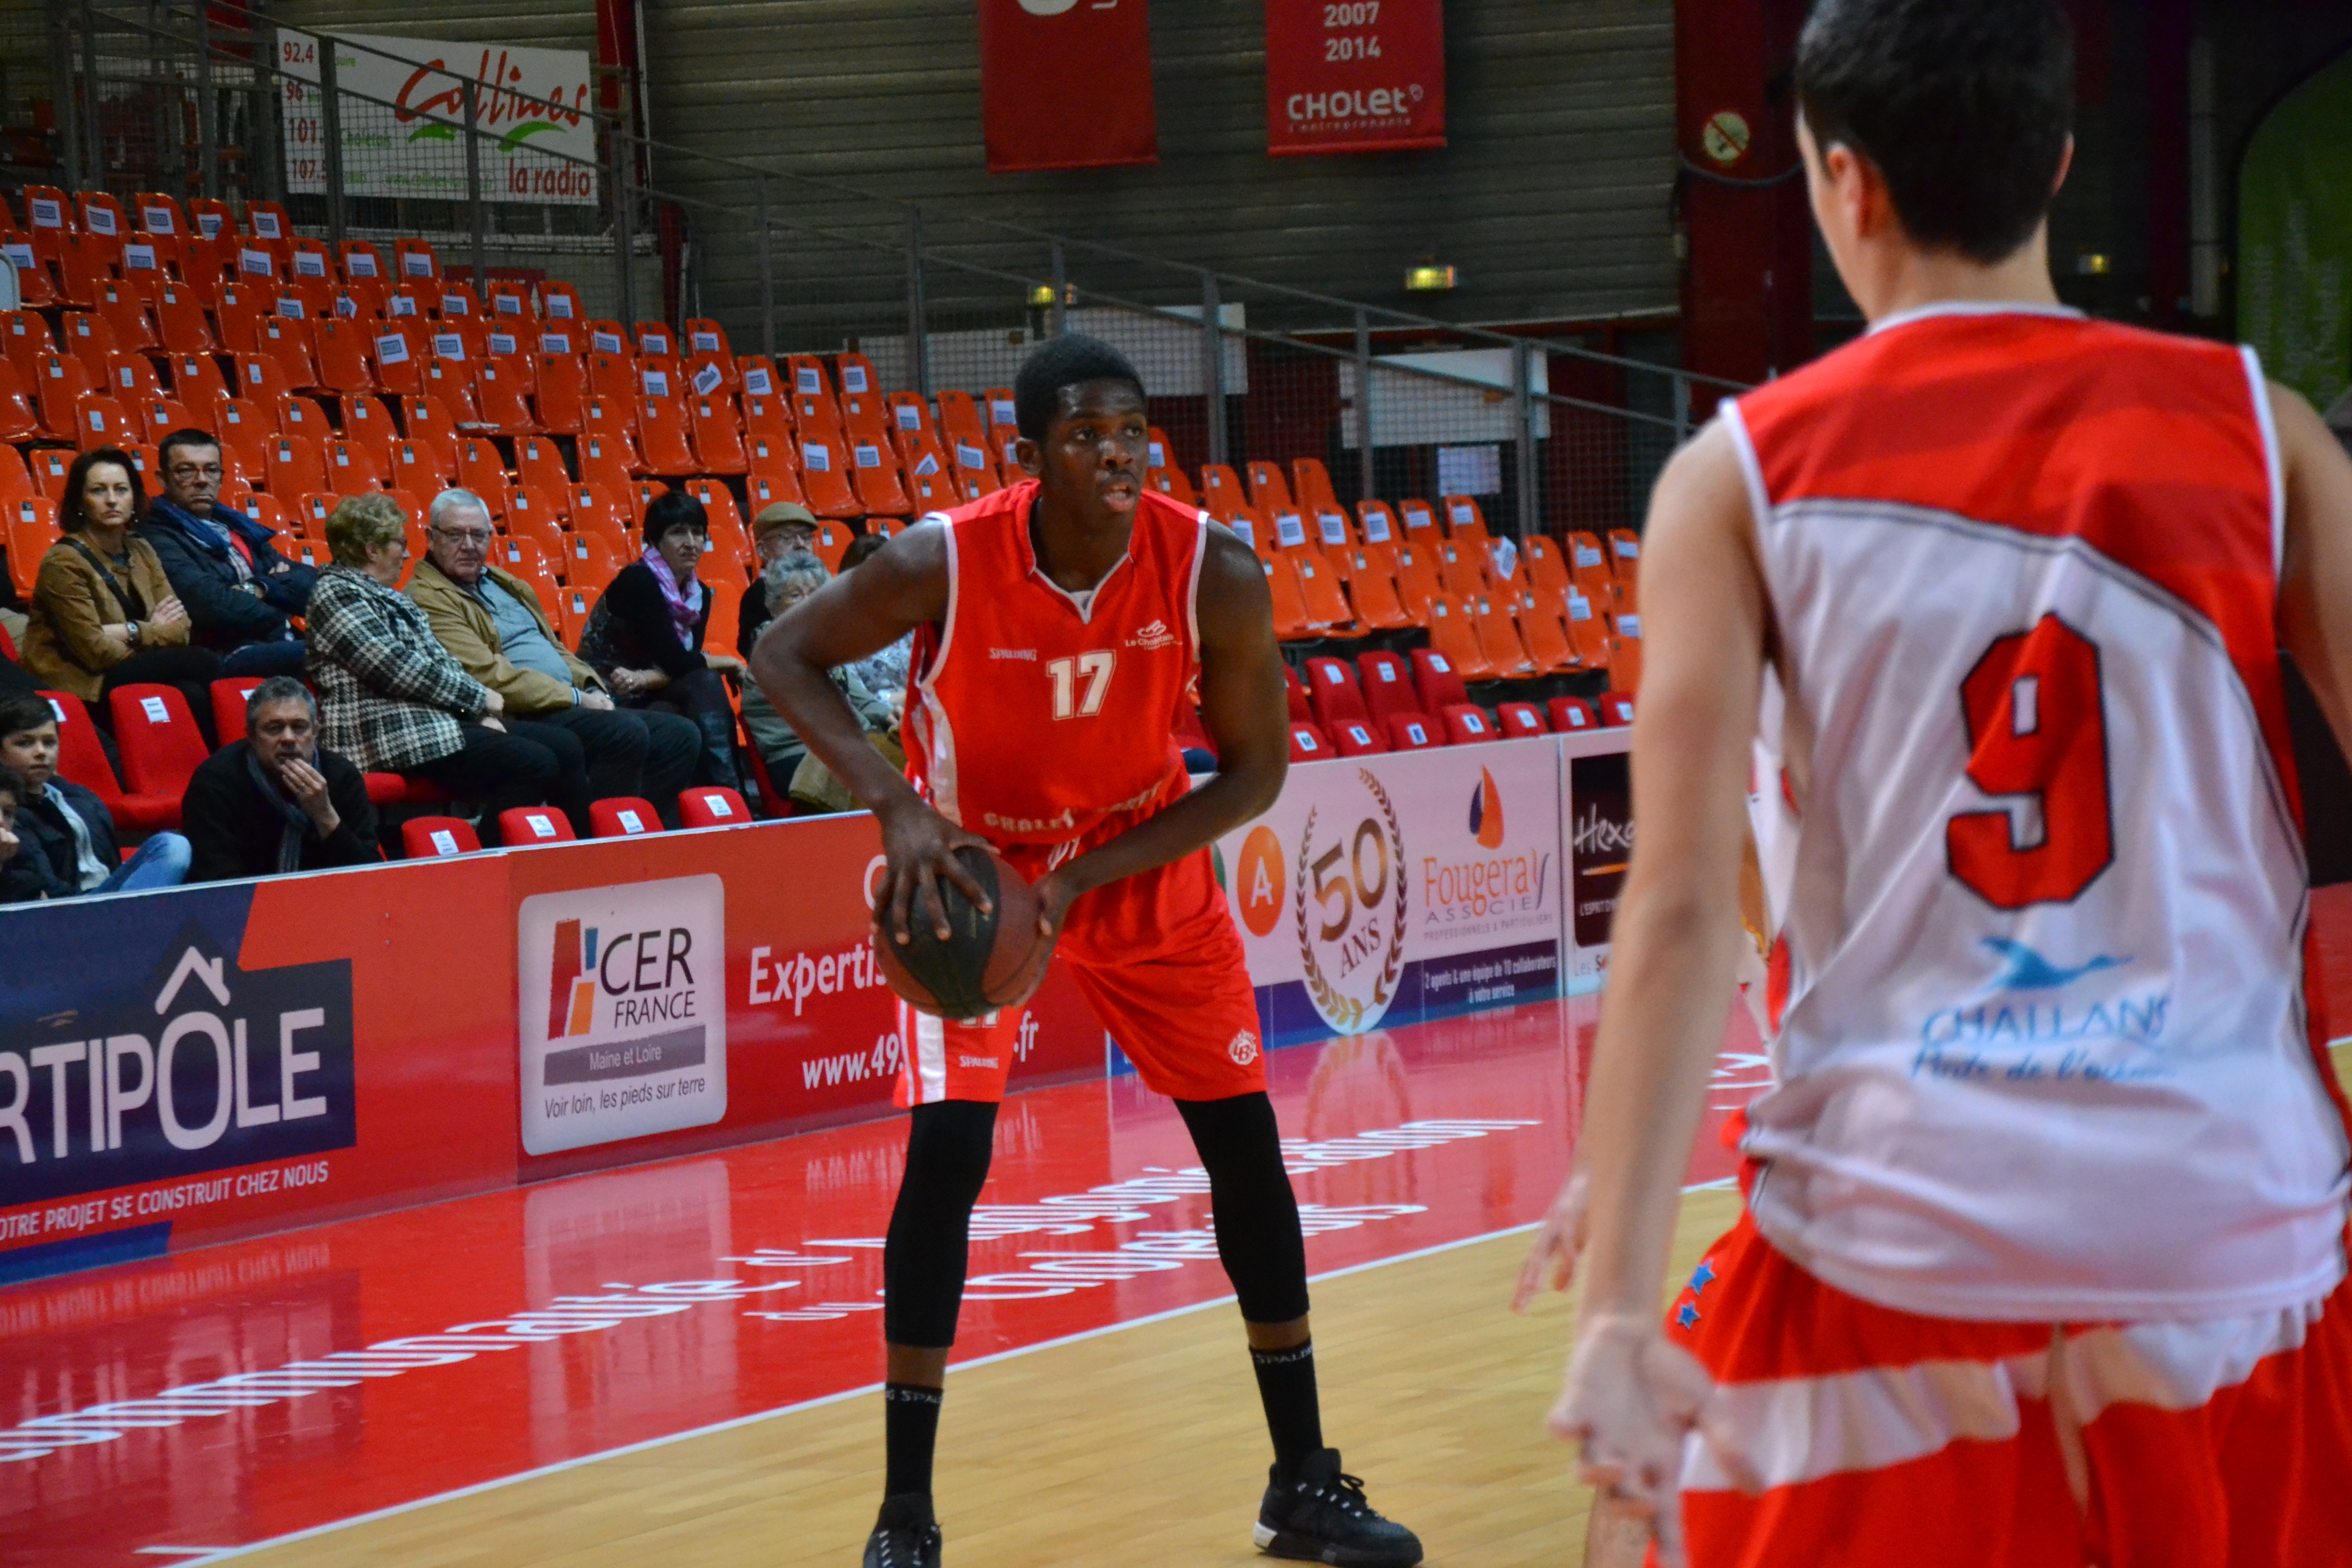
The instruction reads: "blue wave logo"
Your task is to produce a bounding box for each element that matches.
[1981,938,2129,990]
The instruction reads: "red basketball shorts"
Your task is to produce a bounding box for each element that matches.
[1658,1209,2352,1567]
[895,838,1264,1108]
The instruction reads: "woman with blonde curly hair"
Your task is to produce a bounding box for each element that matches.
[305,493,586,842]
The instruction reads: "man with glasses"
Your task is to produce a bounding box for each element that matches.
[406,488,700,823]
[141,427,317,677]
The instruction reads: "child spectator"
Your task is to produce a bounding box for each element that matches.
[0,693,191,896]
[0,761,69,902]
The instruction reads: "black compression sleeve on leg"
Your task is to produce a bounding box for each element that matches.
[883,1099,1000,1348]
[1175,1092,1311,1325]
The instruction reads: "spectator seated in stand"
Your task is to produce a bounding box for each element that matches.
[408,488,699,825]
[739,552,899,814]
[737,501,819,659]
[182,676,380,882]
[0,762,65,903]
[578,488,746,792]
[836,531,914,713]
[17,447,223,738]
[305,493,587,844]
[0,691,191,897]
[141,428,316,678]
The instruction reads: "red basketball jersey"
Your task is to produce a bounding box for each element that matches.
[905,480,1208,846]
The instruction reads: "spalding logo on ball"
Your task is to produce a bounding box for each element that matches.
[875,847,1054,1020]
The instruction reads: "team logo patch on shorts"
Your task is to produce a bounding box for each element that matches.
[1228,1030,1260,1065]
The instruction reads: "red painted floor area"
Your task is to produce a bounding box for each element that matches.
[0,994,1766,1568]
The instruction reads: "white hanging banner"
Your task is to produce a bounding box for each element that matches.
[278,30,600,207]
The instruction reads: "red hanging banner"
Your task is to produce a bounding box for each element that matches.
[1265,0,1445,157]
[978,0,1158,174]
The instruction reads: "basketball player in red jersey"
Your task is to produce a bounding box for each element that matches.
[1521,3,2352,1564]
[752,335,1422,1568]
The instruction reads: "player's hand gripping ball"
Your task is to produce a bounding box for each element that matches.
[875,846,1052,1019]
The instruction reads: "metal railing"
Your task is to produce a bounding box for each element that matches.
[40,1,1748,541]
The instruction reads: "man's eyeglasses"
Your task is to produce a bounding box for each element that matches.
[431,526,493,546]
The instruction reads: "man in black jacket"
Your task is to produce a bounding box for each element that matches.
[142,428,316,678]
[182,677,379,882]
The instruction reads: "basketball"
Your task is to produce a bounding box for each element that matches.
[874,846,1051,1019]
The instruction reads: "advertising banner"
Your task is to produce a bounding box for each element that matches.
[977,0,1158,173]
[1216,736,1563,1048]
[277,30,600,206]
[0,857,518,1284]
[504,818,1108,1180]
[1564,735,1633,993]
[1265,0,1446,158]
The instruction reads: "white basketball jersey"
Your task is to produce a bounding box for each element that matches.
[1726,303,2350,1322]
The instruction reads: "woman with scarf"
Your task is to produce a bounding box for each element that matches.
[580,489,746,790]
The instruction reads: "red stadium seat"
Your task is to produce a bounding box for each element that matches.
[39,689,175,832]
[1409,646,1473,717]
[209,676,264,744]
[1497,701,1548,738]
[1281,662,1311,722]
[499,805,576,845]
[402,816,482,858]
[1599,693,1636,727]
[1548,696,1600,732]
[678,786,752,828]
[1287,723,1333,764]
[364,774,453,808]
[590,796,663,838]
[109,683,212,805]
[1302,655,1368,731]
[1385,713,1439,752]
[1354,650,1418,729]
[1330,718,1386,756]
[1439,703,1496,745]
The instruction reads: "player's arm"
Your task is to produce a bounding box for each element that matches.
[1034,526,1289,932]
[1548,420,1767,1556]
[2275,384,2352,764]
[748,525,993,944]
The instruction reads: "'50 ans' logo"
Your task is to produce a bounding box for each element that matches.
[1295,770,1408,1034]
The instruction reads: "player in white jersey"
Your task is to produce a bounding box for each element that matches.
[1522,2,2352,1563]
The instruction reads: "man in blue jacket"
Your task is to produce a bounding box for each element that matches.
[142,428,316,677]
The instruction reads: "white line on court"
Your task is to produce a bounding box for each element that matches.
[175,1180,1752,1565]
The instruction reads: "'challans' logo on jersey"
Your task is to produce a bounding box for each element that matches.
[1126,619,1179,651]
[1911,938,2171,1088]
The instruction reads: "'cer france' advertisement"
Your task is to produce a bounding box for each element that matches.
[518,875,728,1155]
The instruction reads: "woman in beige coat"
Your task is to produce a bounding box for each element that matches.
[19,447,222,737]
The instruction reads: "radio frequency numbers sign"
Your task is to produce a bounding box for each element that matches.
[1265,0,1447,158]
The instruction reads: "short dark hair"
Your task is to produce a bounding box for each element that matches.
[0,693,58,740]
[1013,333,1146,443]
[0,762,24,811]
[61,447,145,533]
[1795,0,2073,265]
[158,428,222,468]
[643,487,707,550]
[839,532,888,572]
[245,676,317,729]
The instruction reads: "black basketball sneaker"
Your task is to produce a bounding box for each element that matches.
[1252,1448,1423,1566]
[862,1493,942,1568]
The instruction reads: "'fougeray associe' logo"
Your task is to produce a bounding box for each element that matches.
[519,876,726,1155]
[1295,770,1408,1035]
